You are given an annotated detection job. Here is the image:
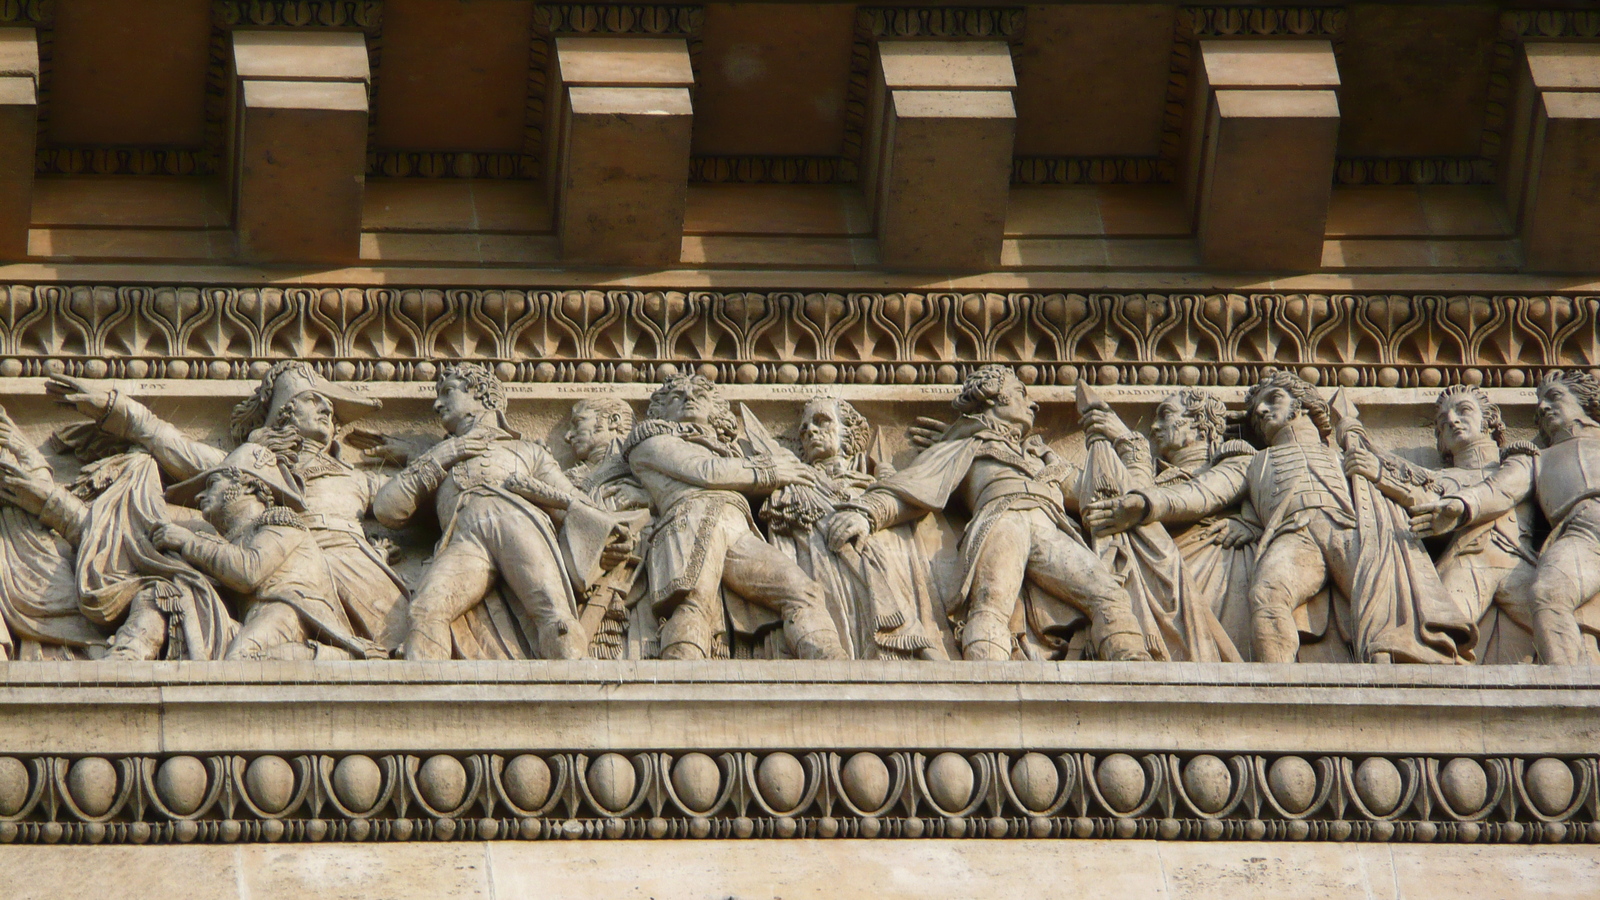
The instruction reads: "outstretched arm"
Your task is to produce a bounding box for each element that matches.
[1414,452,1535,537]
[629,435,817,495]
[49,376,226,479]
[1084,457,1248,535]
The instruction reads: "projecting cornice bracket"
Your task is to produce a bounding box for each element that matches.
[0,27,37,262]
[227,30,370,264]
[544,36,694,267]
[861,41,1017,271]
[1502,43,1600,273]
[1181,39,1341,272]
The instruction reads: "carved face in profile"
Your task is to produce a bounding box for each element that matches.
[1249,386,1298,443]
[1537,380,1590,443]
[433,376,486,436]
[565,407,611,462]
[988,377,1039,431]
[280,391,336,446]
[1434,391,1487,457]
[799,399,846,464]
[196,470,262,524]
[1151,395,1199,459]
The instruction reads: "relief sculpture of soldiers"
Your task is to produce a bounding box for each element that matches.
[3,355,1599,666]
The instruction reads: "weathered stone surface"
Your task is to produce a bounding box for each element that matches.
[669,752,720,813]
[1268,756,1318,814]
[228,31,369,264]
[3,840,1596,899]
[331,754,382,814]
[756,751,806,813]
[154,755,208,815]
[501,754,551,812]
[243,755,294,814]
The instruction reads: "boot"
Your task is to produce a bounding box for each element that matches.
[539,619,589,660]
[785,616,847,660]
[961,610,1015,661]
[1097,631,1153,662]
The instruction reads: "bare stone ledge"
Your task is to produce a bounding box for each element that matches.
[0,660,1596,757]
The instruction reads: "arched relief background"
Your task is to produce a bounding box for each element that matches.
[0,287,1591,389]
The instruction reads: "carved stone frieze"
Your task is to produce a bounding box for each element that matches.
[0,287,1588,390]
[0,747,1590,845]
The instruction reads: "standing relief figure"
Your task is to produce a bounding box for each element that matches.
[1343,385,1539,663]
[153,443,384,660]
[1413,371,1600,664]
[374,363,627,660]
[763,397,948,659]
[824,365,1153,662]
[623,375,847,660]
[1075,387,1255,660]
[1085,371,1474,664]
[48,364,410,651]
[560,397,651,659]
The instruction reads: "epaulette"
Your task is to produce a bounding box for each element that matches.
[258,506,308,530]
[620,419,689,459]
[1501,440,1539,461]
[1211,439,1257,462]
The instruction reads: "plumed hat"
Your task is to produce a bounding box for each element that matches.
[164,442,307,512]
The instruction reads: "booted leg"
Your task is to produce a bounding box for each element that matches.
[1528,570,1588,665]
[1523,526,1600,665]
[1022,511,1150,661]
[226,601,309,660]
[109,592,169,660]
[722,531,846,660]
[961,609,1015,661]
[405,543,495,660]
[488,516,588,660]
[658,595,719,660]
[961,513,1031,661]
[1249,530,1328,663]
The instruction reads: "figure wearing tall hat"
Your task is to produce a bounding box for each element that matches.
[154,443,383,660]
[48,362,409,650]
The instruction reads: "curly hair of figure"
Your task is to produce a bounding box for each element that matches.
[1170,389,1230,447]
[1244,371,1333,442]
[438,362,507,413]
[1434,384,1506,463]
[572,397,636,436]
[648,374,739,446]
[211,467,278,508]
[953,364,1025,416]
[1541,370,1600,431]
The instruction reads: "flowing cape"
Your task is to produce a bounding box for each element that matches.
[1343,475,1477,663]
[1078,438,1236,662]
[75,453,236,659]
[0,506,105,658]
